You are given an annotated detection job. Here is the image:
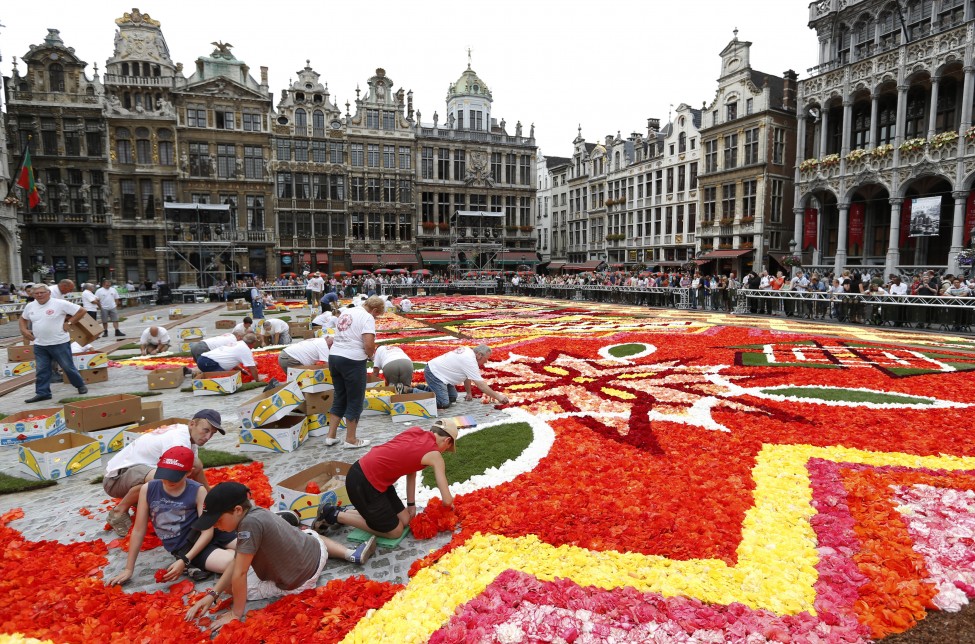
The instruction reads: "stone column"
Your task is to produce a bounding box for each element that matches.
[796,114,807,162]
[927,78,940,139]
[793,206,804,252]
[841,99,853,156]
[961,66,975,131]
[819,107,830,157]
[885,198,904,277]
[869,93,879,148]
[948,190,967,274]
[894,85,909,144]
[834,202,850,274]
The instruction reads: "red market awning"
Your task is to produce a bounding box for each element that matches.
[380,253,419,266]
[420,250,452,265]
[563,260,606,271]
[546,261,567,270]
[315,252,328,264]
[351,253,379,265]
[697,249,754,260]
[496,251,540,265]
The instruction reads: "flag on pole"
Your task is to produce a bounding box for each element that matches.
[16,148,40,208]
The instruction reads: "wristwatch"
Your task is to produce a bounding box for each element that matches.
[178,554,190,566]
[205,589,219,600]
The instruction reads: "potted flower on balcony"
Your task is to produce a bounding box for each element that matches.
[965,126,975,144]
[869,143,894,159]
[740,216,755,224]
[799,158,820,172]
[605,198,615,206]
[519,225,534,233]
[505,225,519,232]
[740,241,754,249]
[781,255,803,268]
[718,243,733,250]
[899,138,927,154]
[930,131,959,149]
[719,217,735,226]
[845,148,867,163]
[422,221,436,231]
[3,195,22,207]
[819,153,841,168]
[437,222,449,231]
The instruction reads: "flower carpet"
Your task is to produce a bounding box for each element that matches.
[3,295,975,642]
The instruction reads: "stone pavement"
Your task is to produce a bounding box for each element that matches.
[0,302,509,602]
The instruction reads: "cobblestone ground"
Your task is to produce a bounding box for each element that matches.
[0,302,507,602]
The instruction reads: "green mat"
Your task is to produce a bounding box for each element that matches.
[346,527,410,548]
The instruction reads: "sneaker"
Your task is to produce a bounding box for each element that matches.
[348,536,377,565]
[24,394,53,404]
[262,378,280,393]
[394,382,406,394]
[78,386,88,395]
[115,330,125,337]
[107,509,133,537]
[323,437,340,447]
[187,567,213,582]
[343,439,371,449]
[275,510,301,528]
[102,331,109,338]
[313,503,340,532]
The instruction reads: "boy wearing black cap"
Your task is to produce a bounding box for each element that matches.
[106,446,236,586]
[185,482,376,630]
[314,419,458,539]
[103,409,225,537]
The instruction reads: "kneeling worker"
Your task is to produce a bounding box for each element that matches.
[139,326,171,355]
[195,333,265,384]
[261,317,291,345]
[184,482,376,630]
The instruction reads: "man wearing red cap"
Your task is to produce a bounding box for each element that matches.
[102,409,225,537]
[105,446,236,586]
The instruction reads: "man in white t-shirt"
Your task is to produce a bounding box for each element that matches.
[278,336,332,371]
[102,409,224,536]
[262,316,291,345]
[20,284,90,403]
[372,344,414,391]
[398,297,412,313]
[188,332,241,363]
[423,344,509,409]
[307,272,325,305]
[196,334,264,383]
[311,310,337,329]
[81,283,100,320]
[48,278,74,300]
[95,279,124,337]
[139,326,171,355]
[231,317,253,337]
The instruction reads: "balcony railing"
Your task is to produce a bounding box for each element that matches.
[417,127,534,147]
[22,212,110,225]
[103,74,174,87]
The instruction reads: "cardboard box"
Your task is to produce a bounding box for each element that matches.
[361,385,398,417]
[139,314,162,322]
[72,351,108,371]
[0,295,11,303]
[123,418,190,447]
[18,432,102,480]
[169,313,186,321]
[239,380,306,429]
[147,366,185,390]
[3,360,36,377]
[141,400,164,424]
[0,408,66,445]
[85,422,139,454]
[63,366,108,385]
[178,327,205,340]
[389,392,438,422]
[192,370,242,396]
[300,390,334,416]
[274,461,352,524]
[8,345,34,362]
[215,319,236,329]
[68,314,102,346]
[287,365,333,393]
[302,412,330,437]
[290,325,314,340]
[64,394,143,432]
[239,413,309,453]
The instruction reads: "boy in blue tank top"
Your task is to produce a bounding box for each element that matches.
[106,446,237,585]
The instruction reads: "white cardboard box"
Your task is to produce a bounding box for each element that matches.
[85,422,139,454]
[192,371,242,396]
[18,432,102,480]
[0,408,66,445]
[238,414,309,453]
[238,380,305,429]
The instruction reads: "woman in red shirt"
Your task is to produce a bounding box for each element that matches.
[314,419,458,538]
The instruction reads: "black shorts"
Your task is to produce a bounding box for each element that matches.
[346,462,404,533]
[175,529,236,570]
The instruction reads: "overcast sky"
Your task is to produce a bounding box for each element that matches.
[1,1,818,157]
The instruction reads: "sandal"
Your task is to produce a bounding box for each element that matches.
[343,439,371,449]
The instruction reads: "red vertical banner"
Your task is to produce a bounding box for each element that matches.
[848,203,865,249]
[803,208,818,250]
[900,198,913,247]
[965,191,975,245]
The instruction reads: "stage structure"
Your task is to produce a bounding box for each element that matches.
[448,210,506,276]
[158,202,244,288]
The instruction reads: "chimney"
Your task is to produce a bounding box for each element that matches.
[647,117,660,136]
[260,66,269,87]
[782,69,798,111]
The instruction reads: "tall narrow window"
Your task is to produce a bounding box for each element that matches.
[851,105,870,149]
[48,64,64,92]
[876,96,897,144]
[136,127,152,164]
[723,133,738,169]
[158,129,174,165]
[115,127,132,164]
[904,88,926,139]
[935,78,958,133]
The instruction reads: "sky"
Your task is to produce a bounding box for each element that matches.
[0,1,819,157]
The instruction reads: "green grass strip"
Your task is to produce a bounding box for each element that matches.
[0,472,58,494]
[199,448,252,467]
[423,422,533,488]
[179,380,265,394]
[762,386,933,405]
[58,391,162,404]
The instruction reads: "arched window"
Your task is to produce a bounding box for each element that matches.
[313,110,325,135]
[158,129,174,165]
[136,127,152,164]
[121,62,130,76]
[853,19,873,59]
[116,127,132,164]
[904,87,927,139]
[876,96,897,144]
[295,108,307,128]
[49,64,64,92]
[678,132,687,153]
[835,24,851,64]
[878,11,901,49]
[935,77,958,133]
[851,103,871,149]
[614,151,620,171]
